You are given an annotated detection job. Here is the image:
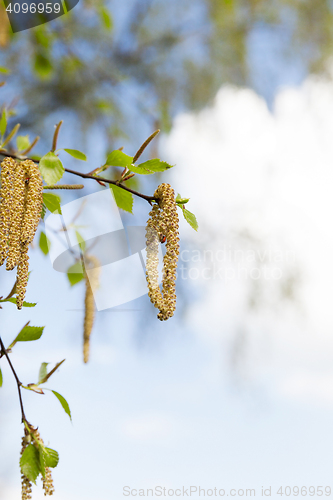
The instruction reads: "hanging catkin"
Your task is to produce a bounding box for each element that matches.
[145,183,180,321]
[0,157,15,265]
[6,161,26,270]
[0,157,43,308]
[83,256,100,363]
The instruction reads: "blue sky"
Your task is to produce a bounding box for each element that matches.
[2,2,333,500]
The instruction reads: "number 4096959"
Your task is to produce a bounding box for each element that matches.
[277,486,331,496]
[5,3,61,14]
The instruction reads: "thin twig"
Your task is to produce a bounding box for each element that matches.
[0,151,156,203]
[64,167,156,203]
[0,335,27,423]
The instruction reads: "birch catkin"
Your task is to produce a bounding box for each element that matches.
[83,256,100,363]
[0,157,43,308]
[6,161,26,270]
[145,183,180,321]
[0,157,15,265]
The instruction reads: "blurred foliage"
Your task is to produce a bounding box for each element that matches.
[0,0,333,143]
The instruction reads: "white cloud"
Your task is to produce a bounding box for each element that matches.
[163,76,333,402]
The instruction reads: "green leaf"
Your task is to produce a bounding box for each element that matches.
[0,367,2,388]
[105,150,133,168]
[39,231,50,256]
[0,109,7,137]
[39,445,46,478]
[1,297,36,307]
[128,164,155,175]
[33,52,53,80]
[99,6,113,30]
[176,193,190,204]
[39,152,64,186]
[38,363,49,385]
[42,447,59,468]
[16,135,30,152]
[43,193,62,214]
[67,262,84,286]
[63,149,87,161]
[0,67,9,74]
[109,184,133,213]
[137,159,173,172]
[20,444,41,484]
[13,325,44,344]
[75,230,86,253]
[51,390,72,421]
[181,208,198,231]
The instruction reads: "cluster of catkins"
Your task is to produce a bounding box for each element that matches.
[20,426,55,498]
[145,183,180,321]
[0,157,43,308]
[83,255,100,363]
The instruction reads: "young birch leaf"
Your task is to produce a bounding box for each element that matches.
[67,262,84,286]
[43,193,62,214]
[16,135,30,152]
[42,447,59,468]
[39,152,64,185]
[38,362,49,384]
[0,367,3,388]
[176,193,190,204]
[39,231,51,256]
[0,67,9,74]
[105,150,133,168]
[63,149,87,161]
[99,6,113,30]
[20,444,41,484]
[109,184,133,213]
[127,164,154,175]
[51,390,72,421]
[38,445,46,479]
[13,326,44,344]
[0,109,7,136]
[181,208,198,231]
[137,159,173,172]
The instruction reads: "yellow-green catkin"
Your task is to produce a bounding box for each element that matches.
[6,162,26,270]
[20,429,32,500]
[16,243,29,310]
[20,159,43,244]
[83,256,100,363]
[0,157,16,266]
[145,183,180,321]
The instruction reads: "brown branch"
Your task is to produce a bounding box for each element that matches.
[0,335,27,423]
[0,151,157,203]
[64,167,156,203]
